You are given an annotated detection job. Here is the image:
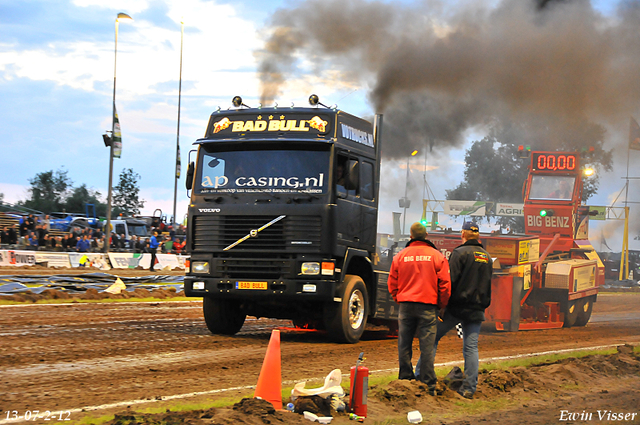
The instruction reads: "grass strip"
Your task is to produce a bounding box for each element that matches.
[72,345,637,425]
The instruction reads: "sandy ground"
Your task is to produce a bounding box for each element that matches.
[1,267,639,424]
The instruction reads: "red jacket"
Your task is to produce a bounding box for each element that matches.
[387,240,451,309]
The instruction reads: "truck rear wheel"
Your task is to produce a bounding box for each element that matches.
[203,297,246,335]
[575,296,594,327]
[563,299,579,328]
[324,275,368,343]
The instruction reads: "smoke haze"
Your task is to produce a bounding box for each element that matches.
[257,0,640,160]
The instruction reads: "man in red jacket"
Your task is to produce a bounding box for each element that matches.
[387,222,451,394]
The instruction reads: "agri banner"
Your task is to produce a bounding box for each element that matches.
[68,253,111,269]
[35,252,72,268]
[495,203,524,217]
[444,200,492,216]
[588,206,607,220]
[0,250,37,266]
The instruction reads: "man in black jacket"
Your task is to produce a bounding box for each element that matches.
[435,221,492,399]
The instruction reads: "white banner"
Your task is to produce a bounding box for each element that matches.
[108,252,148,269]
[444,200,488,216]
[156,253,185,270]
[0,250,183,270]
[68,253,111,269]
[108,253,186,270]
[495,203,524,217]
[0,250,37,266]
[35,252,72,268]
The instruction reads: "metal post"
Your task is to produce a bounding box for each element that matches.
[105,13,131,253]
[402,157,409,236]
[172,20,184,227]
[402,150,418,236]
[104,17,119,254]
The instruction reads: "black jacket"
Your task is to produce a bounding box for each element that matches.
[446,239,493,322]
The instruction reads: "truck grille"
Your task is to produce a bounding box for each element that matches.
[192,215,321,252]
[214,253,293,279]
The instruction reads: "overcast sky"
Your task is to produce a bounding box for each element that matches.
[0,0,637,251]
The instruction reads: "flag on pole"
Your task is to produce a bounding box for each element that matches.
[176,144,181,178]
[113,106,123,158]
[629,117,640,151]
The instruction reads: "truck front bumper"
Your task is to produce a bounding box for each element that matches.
[184,276,338,300]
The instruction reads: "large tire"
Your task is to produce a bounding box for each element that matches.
[324,275,368,343]
[563,299,579,328]
[575,296,594,327]
[203,297,246,335]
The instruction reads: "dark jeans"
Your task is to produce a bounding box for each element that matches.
[435,310,482,395]
[150,248,157,271]
[416,310,483,395]
[397,302,438,387]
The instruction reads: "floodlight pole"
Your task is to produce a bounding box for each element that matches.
[172,20,184,227]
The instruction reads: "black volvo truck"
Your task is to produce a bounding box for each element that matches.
[184,96,396,343]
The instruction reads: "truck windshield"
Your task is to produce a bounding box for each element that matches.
[529,175,576,201]
[195,148,329,195]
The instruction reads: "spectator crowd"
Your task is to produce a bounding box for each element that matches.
[0,214,186,255]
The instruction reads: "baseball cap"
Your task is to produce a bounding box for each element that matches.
[462,221,479,232]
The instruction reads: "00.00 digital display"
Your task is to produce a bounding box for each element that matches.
[533,153,577,171]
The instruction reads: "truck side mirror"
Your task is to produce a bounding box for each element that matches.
[185,162,195,190]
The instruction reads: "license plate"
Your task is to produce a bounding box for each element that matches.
[236,281,268,290]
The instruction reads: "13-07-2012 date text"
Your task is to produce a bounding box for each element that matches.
[4,411,71,422]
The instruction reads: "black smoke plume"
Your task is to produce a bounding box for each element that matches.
[256,0,640,160]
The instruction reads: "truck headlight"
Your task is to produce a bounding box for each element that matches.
[301,262,320,275]
[191,261,210,274]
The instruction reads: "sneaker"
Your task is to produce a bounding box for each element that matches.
[427,387,437,396]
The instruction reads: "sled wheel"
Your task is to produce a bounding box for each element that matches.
[563,299,579,328]
[324,275,368,343]
[203,297,246,335]
[575,296,594,327]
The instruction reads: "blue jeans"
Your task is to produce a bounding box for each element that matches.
[397,302,437,388]
[433,310,482,395]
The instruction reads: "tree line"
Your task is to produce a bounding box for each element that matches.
[3,168,145,218]
[445,117,613,232]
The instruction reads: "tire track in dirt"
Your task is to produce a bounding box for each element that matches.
[1,295,640,416]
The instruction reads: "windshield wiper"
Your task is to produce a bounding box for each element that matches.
[223,215,287,251]
[288,194,318,203]
[204,196,225,203]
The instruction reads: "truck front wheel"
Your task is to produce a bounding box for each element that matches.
[324,275,369,343]
[203,297,246,335]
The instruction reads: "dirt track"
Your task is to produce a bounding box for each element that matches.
[1,269,640,424]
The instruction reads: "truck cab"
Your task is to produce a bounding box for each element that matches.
[184,97,384,342]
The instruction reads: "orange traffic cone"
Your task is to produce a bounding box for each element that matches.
[254,329,282,409]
